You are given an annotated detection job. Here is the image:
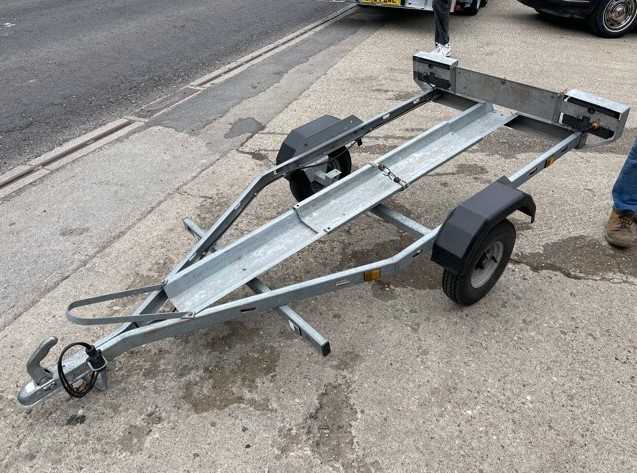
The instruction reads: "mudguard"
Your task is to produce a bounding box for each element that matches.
[432,177,536,275]
[276,114,363,170]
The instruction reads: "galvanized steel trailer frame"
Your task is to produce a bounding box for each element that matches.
[18,53,629,407]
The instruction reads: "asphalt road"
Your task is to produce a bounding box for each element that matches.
[0,0,341,173]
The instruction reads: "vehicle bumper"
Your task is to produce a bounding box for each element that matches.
[351,0,432,10]
[348,0,472,12]
[516,0,597,19]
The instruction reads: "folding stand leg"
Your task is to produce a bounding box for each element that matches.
[246,279,330,355]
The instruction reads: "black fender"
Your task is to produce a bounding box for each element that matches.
[431,177,536,275]
[276,114,363,172]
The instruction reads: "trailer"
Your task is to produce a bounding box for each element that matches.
[342,0,487,16]
[18,53,629,407]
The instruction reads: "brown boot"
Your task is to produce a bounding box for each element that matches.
[605,209,636,248]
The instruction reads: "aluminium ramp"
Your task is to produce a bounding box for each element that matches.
[164,103,513,313]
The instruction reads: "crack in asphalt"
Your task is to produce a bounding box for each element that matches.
[510,257,637,287]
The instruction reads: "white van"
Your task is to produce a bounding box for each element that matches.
[346,0,488,15]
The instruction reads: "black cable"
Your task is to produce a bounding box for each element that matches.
[57,342,106,398]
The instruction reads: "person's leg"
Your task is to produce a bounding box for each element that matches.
[612,135,637,214]
[606,134,637,248]
[433,0,451,47]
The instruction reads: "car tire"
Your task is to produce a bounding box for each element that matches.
[458,0,480,15]
[480,0,488,7]
[588,0,637,37]
[535,8,558,20]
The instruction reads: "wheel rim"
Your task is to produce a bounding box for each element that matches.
[306,149,348,193]
[470,240,504,289]
[603,0,636,32]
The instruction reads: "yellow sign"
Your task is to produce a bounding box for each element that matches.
[361,0,402,6]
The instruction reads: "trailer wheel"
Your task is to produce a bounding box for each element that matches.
[284,147,352,202]
[442,219,516,306]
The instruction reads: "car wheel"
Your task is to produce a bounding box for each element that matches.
[458,0,480,15]
[589,0,637,37]
[480,0,488,7]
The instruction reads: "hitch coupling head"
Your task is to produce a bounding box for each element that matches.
[26,336,58,386]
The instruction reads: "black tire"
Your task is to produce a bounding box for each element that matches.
[588,0,637,38]
[535,9,559,20]
[442,219,516,306]
[283,147,352,202]
[458,0,480,16]
[480,0,488,7]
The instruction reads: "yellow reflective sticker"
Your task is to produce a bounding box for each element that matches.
[363,269,382,282]
[545,157,557,168]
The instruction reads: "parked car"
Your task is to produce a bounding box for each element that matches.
[517,0,636,37]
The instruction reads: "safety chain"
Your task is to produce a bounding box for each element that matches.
[372,163,409,190]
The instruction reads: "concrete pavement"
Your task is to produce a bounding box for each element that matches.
[1,2,636,472]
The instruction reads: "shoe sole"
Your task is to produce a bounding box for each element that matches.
[605,230,636,249]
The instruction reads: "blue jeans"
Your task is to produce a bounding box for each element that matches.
[612,134,637,215]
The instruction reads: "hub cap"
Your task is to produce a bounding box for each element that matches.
[604,0,636,32]
[471,241,504,289]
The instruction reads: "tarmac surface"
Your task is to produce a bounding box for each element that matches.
[0,0,340,172]
[1,2,636,472]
